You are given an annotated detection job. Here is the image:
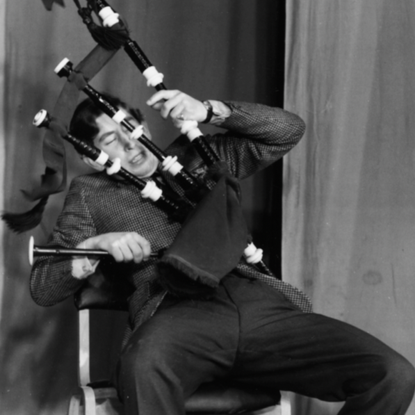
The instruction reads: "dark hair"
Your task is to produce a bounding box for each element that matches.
[69,93,145,144]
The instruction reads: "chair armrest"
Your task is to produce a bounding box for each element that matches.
[74,267,131,311]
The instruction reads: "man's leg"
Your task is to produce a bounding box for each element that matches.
[225,277,415,415]
[115,290,240,415]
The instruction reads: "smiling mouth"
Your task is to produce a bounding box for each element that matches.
[130,153,144,164]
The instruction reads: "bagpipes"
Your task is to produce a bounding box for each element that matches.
[5,0,275,296]
[32,108,192,219]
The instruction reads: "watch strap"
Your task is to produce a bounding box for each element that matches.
[201,100,214,124]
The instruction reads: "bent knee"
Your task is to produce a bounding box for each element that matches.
[382,352,415,396]
[390,355,415,384]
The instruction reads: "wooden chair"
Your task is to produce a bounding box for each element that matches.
[67,274,291,415]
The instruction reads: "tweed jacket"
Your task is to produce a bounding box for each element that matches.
[30,101,311,332]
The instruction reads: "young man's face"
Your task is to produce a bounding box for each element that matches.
[93,111,158,178]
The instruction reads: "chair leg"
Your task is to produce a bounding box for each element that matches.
[280,392,292,415]
[67,388,99,415]
[252,392,292,415]
[67,395,82,415]
[255,393,292,415]
[260,405,281,415]
[82,386,98,415]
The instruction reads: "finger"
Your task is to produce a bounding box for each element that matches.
[132,233,152,261]
[109,242,125,262]
[172,118,184,128]
[146,90,180,107]
[109,236,134,263]
[159,92,184,119]
[117,241,134,263]
[125,235,145,263]
[170,97,204,122]
[169,103,186,121]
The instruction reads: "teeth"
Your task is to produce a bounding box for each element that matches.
[132,154,143,163]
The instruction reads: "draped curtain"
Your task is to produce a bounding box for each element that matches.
[0,1,284,414]
[284,1,415,414]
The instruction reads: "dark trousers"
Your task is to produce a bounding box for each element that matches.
[116,274,415,415]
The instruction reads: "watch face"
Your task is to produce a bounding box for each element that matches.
[203,100,213,110]
[202,101,230,124]
[202,101,214,123]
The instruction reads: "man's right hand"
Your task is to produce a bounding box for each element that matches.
[79,232,152,263]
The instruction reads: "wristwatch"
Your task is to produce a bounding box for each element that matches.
[201,100,214,124]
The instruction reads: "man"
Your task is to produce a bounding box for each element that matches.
[31,89,415,415]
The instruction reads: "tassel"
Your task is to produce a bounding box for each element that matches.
[1,196,49,234]
[157,264,216,299]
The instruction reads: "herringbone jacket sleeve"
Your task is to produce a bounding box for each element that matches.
[208,102,305,179]
[30,177,98,306]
